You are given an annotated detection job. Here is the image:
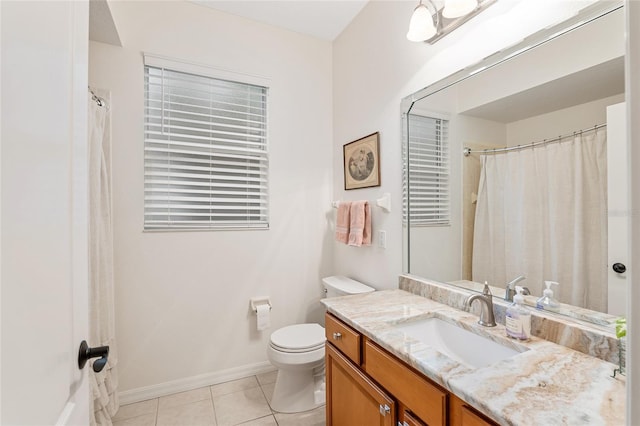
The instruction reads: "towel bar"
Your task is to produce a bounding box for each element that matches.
[332,193,391,213]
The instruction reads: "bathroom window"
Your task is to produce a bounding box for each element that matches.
[143,55,269,230]
[403,113,449,225]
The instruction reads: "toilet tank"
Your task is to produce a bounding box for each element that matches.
[322,276,375,298]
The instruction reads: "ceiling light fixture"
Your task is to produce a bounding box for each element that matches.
[407,0,497,44]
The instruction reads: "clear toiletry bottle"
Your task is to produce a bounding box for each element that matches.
[505,286,531,340]
[536,281,560,312]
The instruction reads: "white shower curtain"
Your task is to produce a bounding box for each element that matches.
[88,89,119,425]
[472,130,608,311]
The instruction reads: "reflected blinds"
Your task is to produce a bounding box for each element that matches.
[403,114,449,225]
[144,63,268,230]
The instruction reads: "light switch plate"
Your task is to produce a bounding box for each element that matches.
[378,230,387,249]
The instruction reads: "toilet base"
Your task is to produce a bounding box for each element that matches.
[270,365,325,413]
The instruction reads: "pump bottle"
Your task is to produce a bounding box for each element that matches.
[505,286,531,340]
[536,281,560,312]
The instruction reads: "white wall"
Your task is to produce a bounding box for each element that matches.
[507,94,624,146]
[332,0,602,289]
[89,1,333,396]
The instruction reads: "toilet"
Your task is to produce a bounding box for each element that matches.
[267,276,375,413]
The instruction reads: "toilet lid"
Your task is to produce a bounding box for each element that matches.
[270,323,326,352]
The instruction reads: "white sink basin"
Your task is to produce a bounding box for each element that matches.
[394,317,524,369]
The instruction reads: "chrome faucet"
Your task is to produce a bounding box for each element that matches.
[465,283,497,327]
[504,275,528,302]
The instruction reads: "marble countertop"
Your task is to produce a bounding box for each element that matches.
[321,289,625,426]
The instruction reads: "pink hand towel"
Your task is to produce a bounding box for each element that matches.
[348,201,371,247]
[335,201,351,244]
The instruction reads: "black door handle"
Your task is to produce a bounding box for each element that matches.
[613,263,627,274]
[78,340,109,373]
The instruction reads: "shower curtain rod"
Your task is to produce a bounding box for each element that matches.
[89,87,107,108]
[463,123,606,156]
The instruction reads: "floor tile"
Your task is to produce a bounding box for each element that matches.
[112,413,156,426]
[273,406,325,426]
[256,370,277,386]
[238,414,278,425]
[159,386,212,409]
[156,399,216,426]
[260,383,274,407]
[213,387,271,425]
[210,376,259,398]
[112,399,158,422]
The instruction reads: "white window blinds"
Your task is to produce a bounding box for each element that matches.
[403,114,449,225]
[144,58,269,230]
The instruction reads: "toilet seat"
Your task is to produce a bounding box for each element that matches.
[270,323,325,353]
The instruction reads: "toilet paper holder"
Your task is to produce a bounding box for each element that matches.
[250,296,272,313]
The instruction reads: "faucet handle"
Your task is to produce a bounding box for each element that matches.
[482,282,492,297]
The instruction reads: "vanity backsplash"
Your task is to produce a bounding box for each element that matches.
[399,274,621,364]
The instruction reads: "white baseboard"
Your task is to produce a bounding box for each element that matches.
[118,361,277,405]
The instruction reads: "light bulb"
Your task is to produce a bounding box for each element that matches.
[406,3,437,42]
[442,0,477,19]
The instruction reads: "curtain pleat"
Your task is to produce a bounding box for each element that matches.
[472,130,608,311]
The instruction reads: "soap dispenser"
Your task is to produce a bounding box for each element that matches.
[505,286,531,341]
[536,281,560,312]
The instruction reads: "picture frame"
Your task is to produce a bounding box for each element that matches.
[343,132,381,190]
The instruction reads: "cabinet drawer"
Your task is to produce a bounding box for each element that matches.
[450,395,497,426]
[400,408,427,426]
[364,339,447,426]
[461,406,496,426]
[325,313,362,365]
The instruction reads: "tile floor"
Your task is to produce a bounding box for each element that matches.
[112,371,326,426]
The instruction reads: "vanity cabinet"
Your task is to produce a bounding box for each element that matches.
[325,313,497,426]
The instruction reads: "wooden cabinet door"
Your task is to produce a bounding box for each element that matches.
[326,343,395,426]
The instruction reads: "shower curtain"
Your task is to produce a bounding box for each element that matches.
[88,88,119,425]
[472,130,608,312]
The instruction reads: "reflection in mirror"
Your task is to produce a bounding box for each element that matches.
[403,3,625,327]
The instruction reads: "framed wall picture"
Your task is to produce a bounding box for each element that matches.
[343,132,381,190]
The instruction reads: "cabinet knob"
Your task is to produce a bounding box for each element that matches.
[333,332,342,340]
[379,404,391,416]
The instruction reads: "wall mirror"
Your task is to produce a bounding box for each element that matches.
[402,1,626,328]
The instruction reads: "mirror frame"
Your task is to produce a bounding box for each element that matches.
[402,2,623,113]
[401,1,624,326]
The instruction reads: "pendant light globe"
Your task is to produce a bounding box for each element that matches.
[406,3,437,42]
[443,0,478,19]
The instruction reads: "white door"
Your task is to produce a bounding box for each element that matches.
[606,102,628,316]
[1,1,91,424]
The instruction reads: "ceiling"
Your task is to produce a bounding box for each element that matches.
[462,57,625,123]
[190,0,370,41]
[89,0,121,46]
